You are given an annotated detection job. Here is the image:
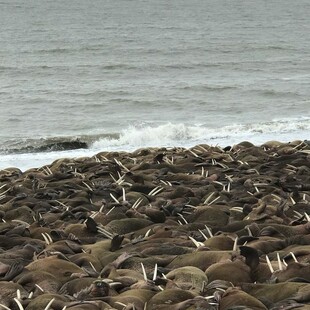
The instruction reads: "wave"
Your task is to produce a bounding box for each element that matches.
[2,117,309,156]
[92,117,310,150]
[1,134,117,155]
[1,118,309,171]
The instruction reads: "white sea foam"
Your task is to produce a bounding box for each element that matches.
[1,117,308,171]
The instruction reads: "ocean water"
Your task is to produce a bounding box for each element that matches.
[1,0,309,171]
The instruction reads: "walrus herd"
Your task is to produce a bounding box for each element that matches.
[0,140,310,309]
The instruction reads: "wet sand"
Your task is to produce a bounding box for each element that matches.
[0,140,310,309]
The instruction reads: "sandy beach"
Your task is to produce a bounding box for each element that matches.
[0,140,310,309]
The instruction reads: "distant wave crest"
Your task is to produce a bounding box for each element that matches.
[92,117,310,150]
[2,117,309,155]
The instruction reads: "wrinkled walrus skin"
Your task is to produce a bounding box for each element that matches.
[0,140,310,309]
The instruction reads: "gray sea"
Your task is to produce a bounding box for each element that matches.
[1,0,309,170]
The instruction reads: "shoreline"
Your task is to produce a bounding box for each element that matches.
[0,140,310,308]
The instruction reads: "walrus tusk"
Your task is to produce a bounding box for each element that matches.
[141,262,147,281]
[277,253,283,271]
[13,299,24,310]
[44,298,55,310]
[266,255,274,273]
[189,236,204,248]
[290,252,298,263]
[205,225,213,237]
[199,229,208,241]
[110,193,120,204]
[153,263,158,281]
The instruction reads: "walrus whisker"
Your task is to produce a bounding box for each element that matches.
[290,252,298,262]
[0,304,11,310]
[205,225,213,237]
[199,229,208,241]
[44,298,55,310]
[106,206,115,215]
[153,263,158,281]
[266,255,274,273]
[13,298,24,310]
[177,213,188,224]
[110,193,120,204]
[277,253,283,271]
[141,263,148,281]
